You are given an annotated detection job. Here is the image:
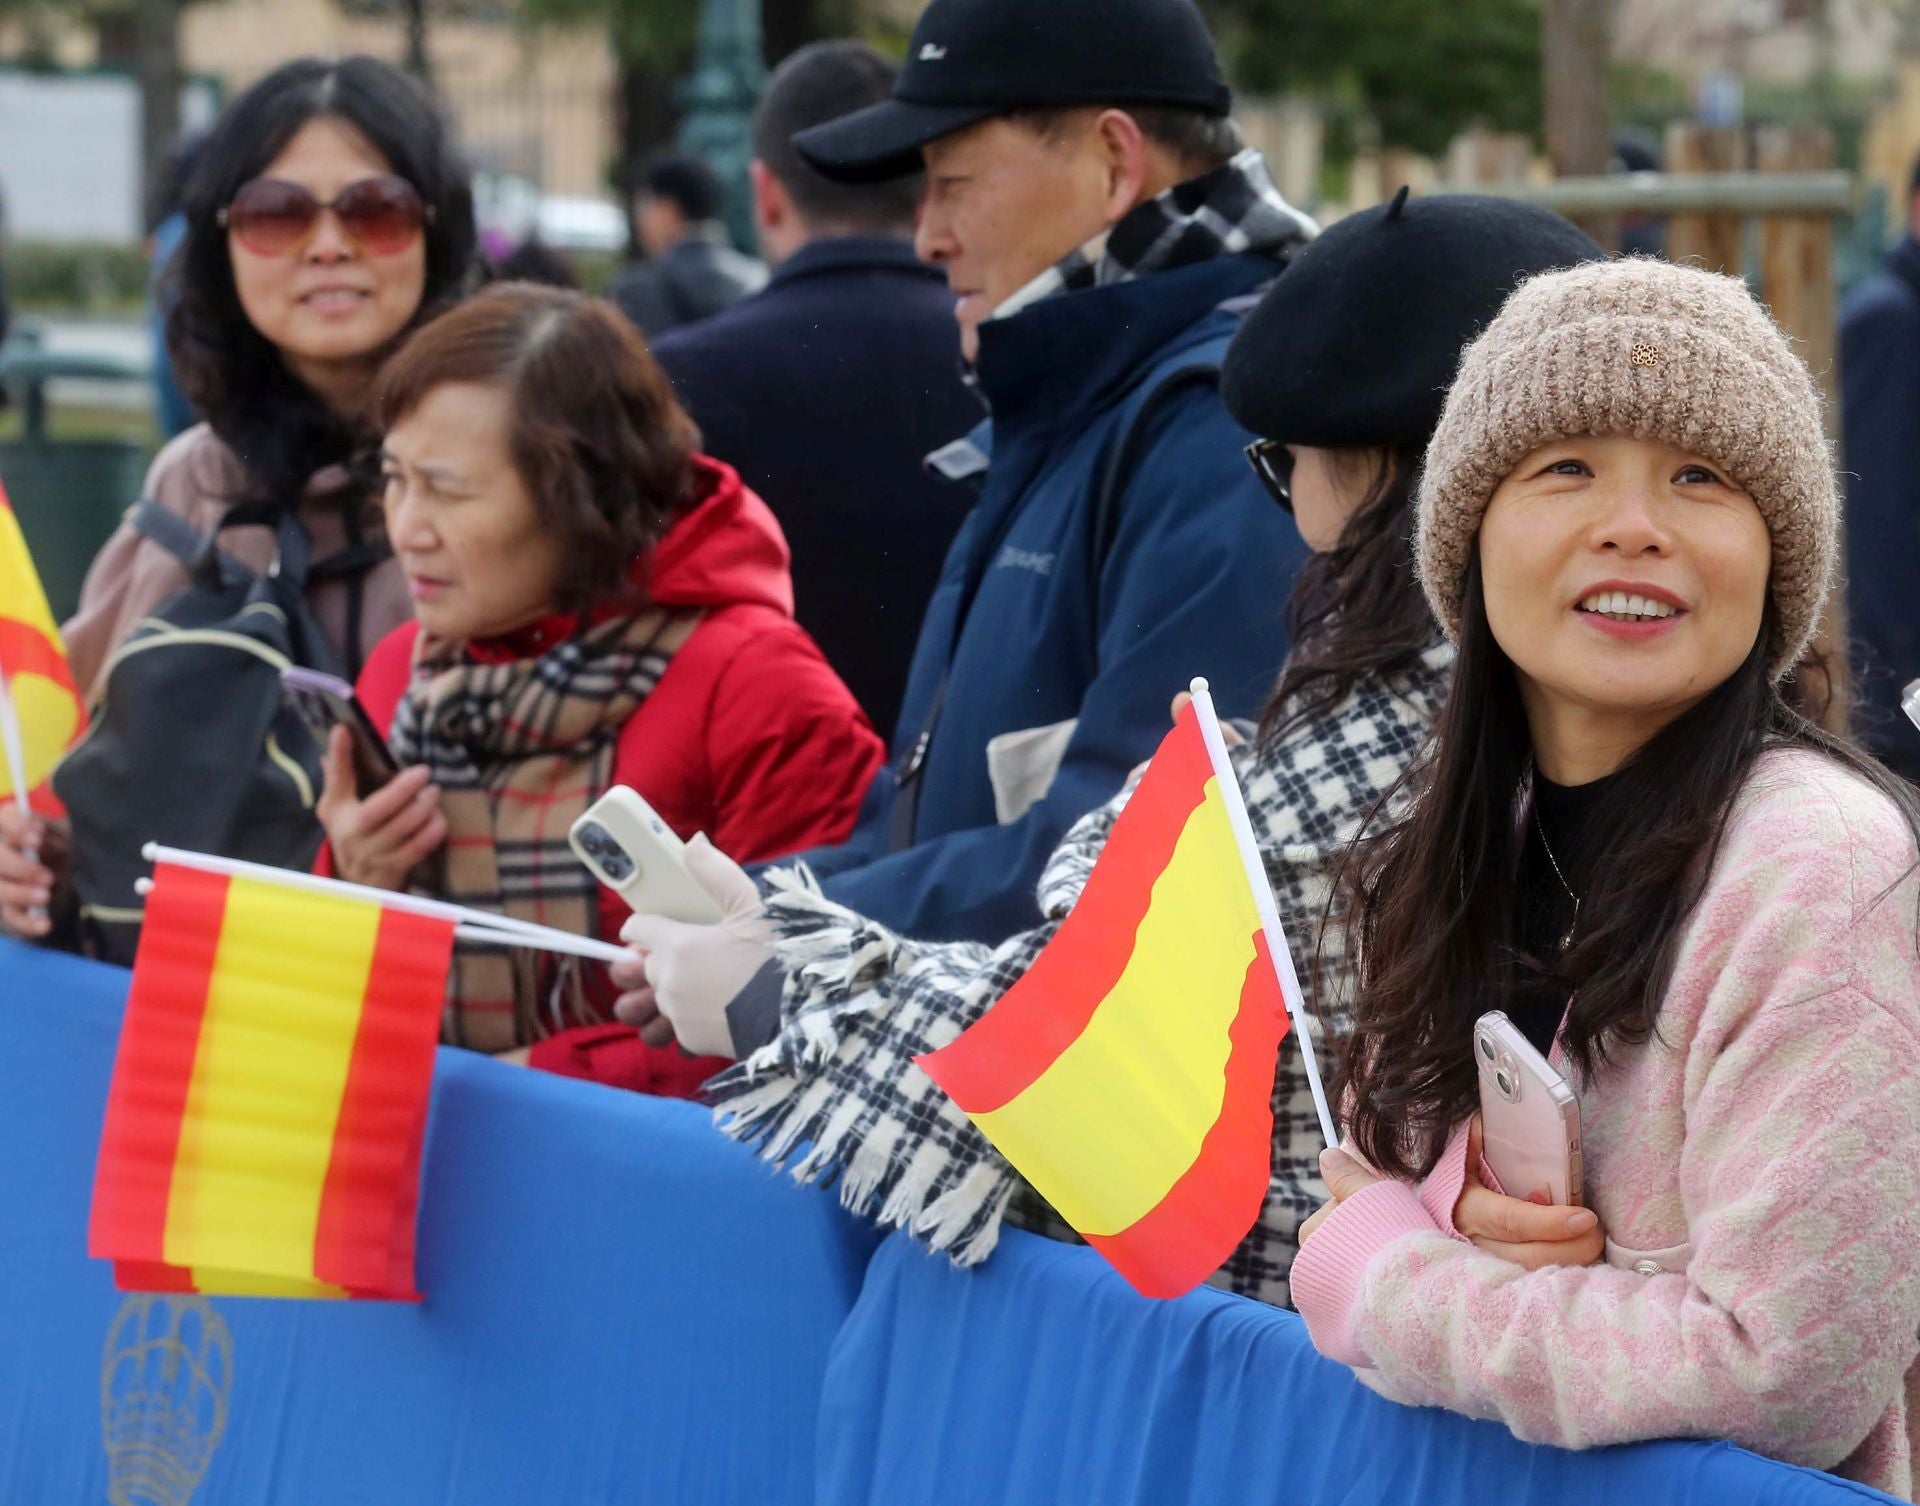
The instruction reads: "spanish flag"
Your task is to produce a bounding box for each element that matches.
[919,685,1325,1299]
[0,480,85,817]
[89,861,456,1300]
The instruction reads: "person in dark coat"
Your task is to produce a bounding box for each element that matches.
[608,153,766,338]
[651,41,980,740]
[1840,152,1920,783]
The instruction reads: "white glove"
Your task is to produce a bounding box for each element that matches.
[616,835,774,1060]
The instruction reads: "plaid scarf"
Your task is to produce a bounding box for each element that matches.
[389,610,697,1052]
[992,146,1316,324]
[708,641,1454,1310]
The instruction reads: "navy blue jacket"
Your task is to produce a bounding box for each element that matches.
[652,237,980,739]
[794,252,1309,943]
[1840,237,1920,781]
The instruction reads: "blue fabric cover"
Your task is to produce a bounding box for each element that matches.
[816,1230,1903,1506]
[0,939,879,1505]
[4,939,1898,1505]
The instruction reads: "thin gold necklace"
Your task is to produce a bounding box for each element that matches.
[1534,809,1581,952]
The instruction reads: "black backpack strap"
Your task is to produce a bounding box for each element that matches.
[129,497,245,586]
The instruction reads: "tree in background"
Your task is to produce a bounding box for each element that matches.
[516,0,871,241]
[1200,0,1542,158]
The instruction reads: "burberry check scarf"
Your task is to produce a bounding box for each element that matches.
[991,146,1316,324]
[709,642,1455,1311]
[389,609,697,1053]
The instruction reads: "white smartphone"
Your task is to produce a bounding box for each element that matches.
[568,787,724,925]
[1902,678,1920,734]
[1474,1011,1583,1208]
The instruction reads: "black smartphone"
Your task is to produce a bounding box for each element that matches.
[281,666,400,794]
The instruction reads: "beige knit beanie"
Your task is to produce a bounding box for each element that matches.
[1416,257,1837,680]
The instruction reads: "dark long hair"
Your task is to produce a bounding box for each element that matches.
[1258,444,1438,744]
[166,56,477,514]
[1335,559,1920,1180]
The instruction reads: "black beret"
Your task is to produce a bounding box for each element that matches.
[1221,190,1604,449]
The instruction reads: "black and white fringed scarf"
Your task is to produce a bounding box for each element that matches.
[708,642,1456,1312]
[993,146,1317,322]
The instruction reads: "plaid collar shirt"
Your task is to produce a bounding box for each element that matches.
[991,146,1316,326]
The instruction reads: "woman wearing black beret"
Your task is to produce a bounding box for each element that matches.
[667,193,1605,1309]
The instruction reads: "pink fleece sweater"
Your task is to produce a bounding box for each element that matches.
[1290,748,1920,1498]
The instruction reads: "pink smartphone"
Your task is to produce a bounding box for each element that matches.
[1473,1011,1583,1208]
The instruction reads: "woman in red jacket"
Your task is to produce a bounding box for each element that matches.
[316,283,883,1095]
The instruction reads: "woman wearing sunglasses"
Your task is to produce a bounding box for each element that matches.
[1289,259,1920,1495]
[0,56,474,943]
[62,55,474,693]
[612,196,1601,1307]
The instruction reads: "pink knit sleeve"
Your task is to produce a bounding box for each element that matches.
[1341,974,1920,1472]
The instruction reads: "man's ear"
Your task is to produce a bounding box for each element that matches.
[1092,108,1150,227]
[750,159,786,238]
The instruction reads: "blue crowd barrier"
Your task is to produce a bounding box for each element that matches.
[821,1231,1898,1506]
[0,939,880,1505]
[0,938,1902,1505]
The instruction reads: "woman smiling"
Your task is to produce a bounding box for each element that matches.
[1290,259,1920,1496]
[0,56,473,947]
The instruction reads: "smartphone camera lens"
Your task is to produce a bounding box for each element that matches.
[1495,1067,1515,1100]
[577,822,635,883]
[1477,1034,1495,1062]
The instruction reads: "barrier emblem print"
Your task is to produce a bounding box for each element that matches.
[100,1294,233,1506]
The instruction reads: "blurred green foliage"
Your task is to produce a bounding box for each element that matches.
[4,242,150,315]
[1201,0,1542,157]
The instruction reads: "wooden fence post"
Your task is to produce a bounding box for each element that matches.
[1755,125,1838,422]
[1755,124,1849,730]
[1665,124,1749,272]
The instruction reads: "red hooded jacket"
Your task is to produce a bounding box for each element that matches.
[345,458,883,1095]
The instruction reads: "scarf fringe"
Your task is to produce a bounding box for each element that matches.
[708,866,1013,1266]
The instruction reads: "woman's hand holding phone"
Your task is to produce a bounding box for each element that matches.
[316,726,447,891]
[1297,1120,1603,1270]
[0,806,65,938]
[1455,1115,1602,1269]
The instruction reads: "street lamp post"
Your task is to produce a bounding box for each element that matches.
[677,0,767,251]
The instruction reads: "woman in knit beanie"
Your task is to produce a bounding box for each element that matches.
[621,193,1601,1310]
[1290,257,1920,1498]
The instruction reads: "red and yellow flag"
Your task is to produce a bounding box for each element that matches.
[89,861,456,1300]
[0,480,86,817]
[918,696,1293,1299]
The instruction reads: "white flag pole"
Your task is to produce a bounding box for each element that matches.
[0,656,33,822]
[0,654,51,927]
[1187,676,1339,1151]
[138,843,627,964]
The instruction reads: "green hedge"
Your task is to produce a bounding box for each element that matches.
[6,241,150,315]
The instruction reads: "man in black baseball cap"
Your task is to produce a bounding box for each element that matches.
[622,0,1316,988]
[795,0,1233,185]
[760,0,1317,948]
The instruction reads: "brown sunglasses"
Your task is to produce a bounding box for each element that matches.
[219,174,432,258]
[1243,439,1295,514]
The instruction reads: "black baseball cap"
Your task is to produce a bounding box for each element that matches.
[792,0,1233,184]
